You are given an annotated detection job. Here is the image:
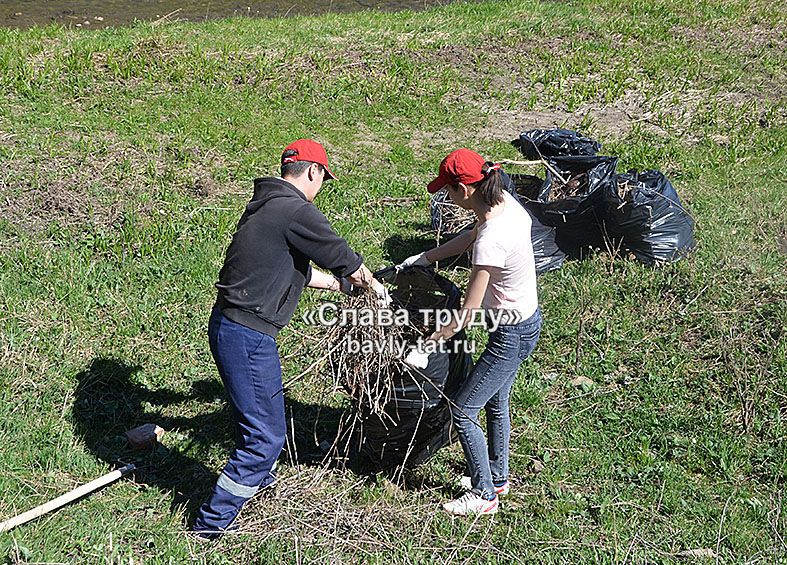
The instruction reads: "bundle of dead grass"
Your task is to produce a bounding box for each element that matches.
[234,465,512,561]
[616,176,636,202]
[548,172,589,201]
[323,291,425,419]
[429,188,475,239]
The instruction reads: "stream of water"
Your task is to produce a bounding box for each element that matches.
[1,0,457,29]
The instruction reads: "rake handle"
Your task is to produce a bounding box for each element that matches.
[0,464,136,533]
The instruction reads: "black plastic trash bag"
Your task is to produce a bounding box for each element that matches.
[527,210,566,274]
[501,169,516,194]
[359,267,473,469]
[513,128,601,160]
[603,170,696,264]
[523,156,618,256]
[357,341,470,469]
[509,174,566,273]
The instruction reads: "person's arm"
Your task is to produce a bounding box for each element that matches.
[429,265,491,341]
[425,226,477,263]
[396,226,477,270]
[306,267,342,291]
[404,263,491,368]
[288,205,389,303]
[308,264,385,298]
[287,204,364,279]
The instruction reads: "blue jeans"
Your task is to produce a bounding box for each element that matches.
[452,308,542,499]
[193,307,285,534]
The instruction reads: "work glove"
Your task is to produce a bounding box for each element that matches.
[336,277,362,296]
[403,347,431,370]
[371,279,392,308]
[395,252,431,272]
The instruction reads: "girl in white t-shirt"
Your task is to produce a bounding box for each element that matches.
[398,148,542,516]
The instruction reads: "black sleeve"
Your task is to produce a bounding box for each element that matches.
[287,204,363,278]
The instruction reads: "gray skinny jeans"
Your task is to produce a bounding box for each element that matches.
[452,308,542,499]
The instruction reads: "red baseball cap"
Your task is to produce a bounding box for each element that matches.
[427,148,486,193]
[281,139,337,180]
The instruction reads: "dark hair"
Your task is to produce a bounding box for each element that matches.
[281,150,325,179]
[470,162,504,206]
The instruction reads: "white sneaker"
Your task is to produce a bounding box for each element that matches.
[442,491,498,516]
[459,476,510,496]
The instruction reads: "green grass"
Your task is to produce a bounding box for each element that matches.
[1,0,785,562]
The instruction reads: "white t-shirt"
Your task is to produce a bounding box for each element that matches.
[472,191,538,321]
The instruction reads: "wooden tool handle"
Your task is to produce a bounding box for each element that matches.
[0,464,136,533]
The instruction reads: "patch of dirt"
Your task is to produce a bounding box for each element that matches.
[778,228,787,257]
[1,185,125,232]
[408,43,477,72]
[399,34,783,145]
[0,130,239,234]
[24,37,66,77]
[126,37,189,63]
[583,105,638,139]
[673,22,787,59]
[407,127,466,154]
[0,142,140,233]
[324,48,373,75]
[575,89,670,140]
[192,175,220,198]
[476,109,578,144]
[164,143,237,199]
[352,122,393,160]
[471,81,774,147]
[670,23,787,100]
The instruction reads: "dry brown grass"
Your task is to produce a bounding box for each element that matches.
[429,189,475,241]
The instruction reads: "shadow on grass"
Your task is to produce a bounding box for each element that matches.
[382,233,436,265]
[72,357,462,527]
[72,359,229,520]
[383,233,473,270]
[72,358,354,522]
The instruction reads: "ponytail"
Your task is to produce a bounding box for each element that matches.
[472,162,504,206]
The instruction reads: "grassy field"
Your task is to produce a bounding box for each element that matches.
[0,0,785,562]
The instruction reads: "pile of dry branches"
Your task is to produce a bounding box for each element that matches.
[429,188,475,238]
[323,292,424,419]
[616,176,636,202]
[548,172,589,201]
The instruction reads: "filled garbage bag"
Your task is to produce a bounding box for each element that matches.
[513,128,601,160]
[523,155,618,256]
[603,170,696,264]
[527,211,566,273]
[358,267,473,469]
[508,174,566,273]
[358,341,471,469]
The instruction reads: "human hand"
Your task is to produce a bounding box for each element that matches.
[428,328,454,342]
[403,347,431,369]
[371,278,392,308]
[395,252,431,272]
[336,277,362,296]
